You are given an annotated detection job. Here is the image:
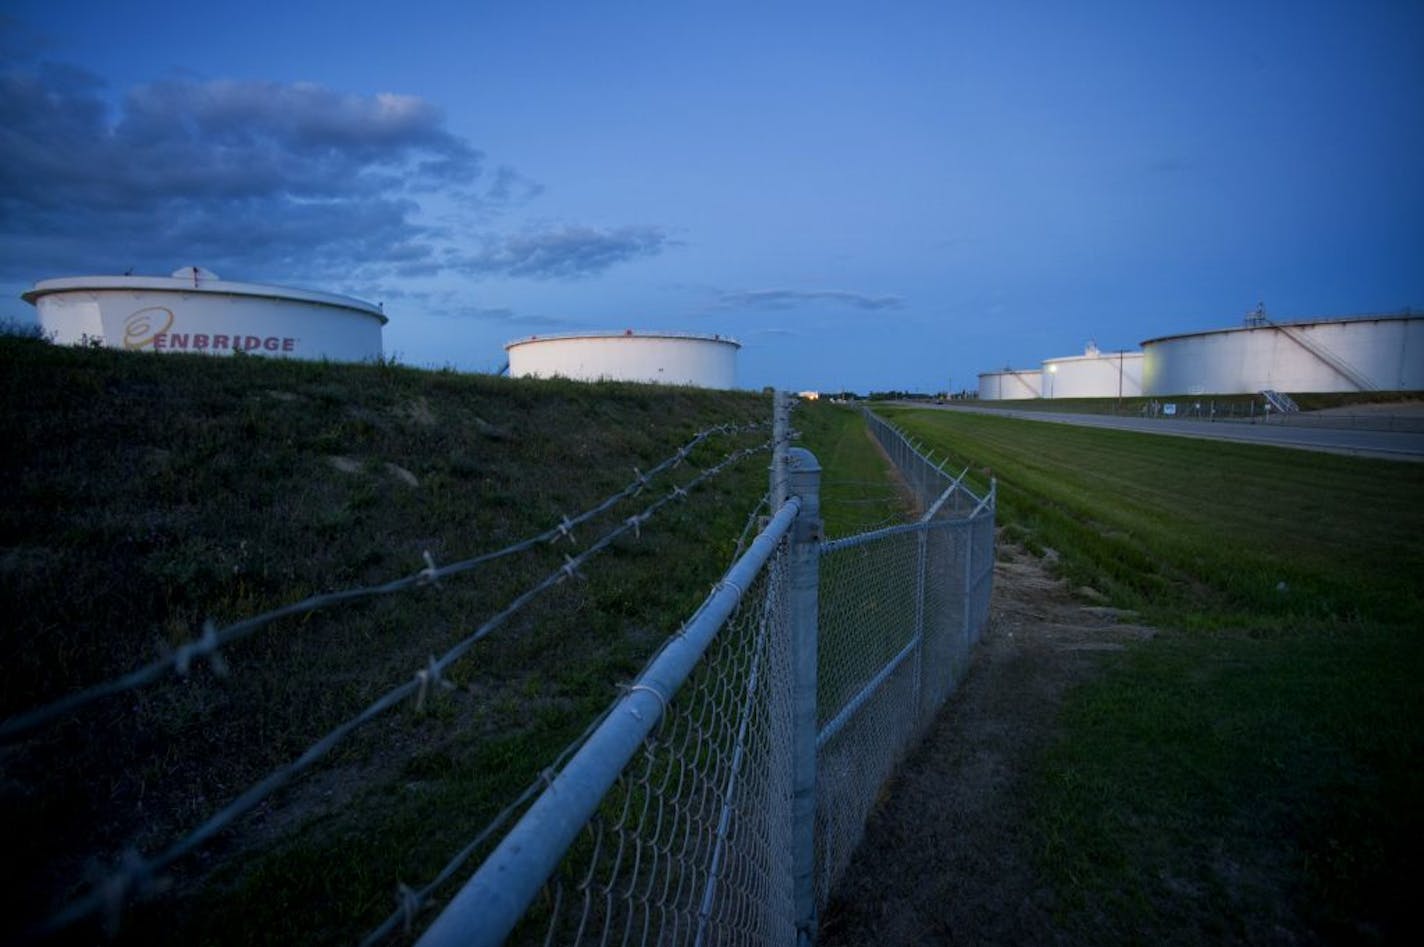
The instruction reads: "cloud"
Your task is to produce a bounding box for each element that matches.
[0,62,663,286]
[483,165,544,205]
[715,289,905,311]
[0,65,473,281]
[440,305,584,330]
[455,225,670,280]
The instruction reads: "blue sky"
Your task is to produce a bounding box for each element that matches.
[3,1,1421,392]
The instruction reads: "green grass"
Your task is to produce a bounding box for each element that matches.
[965,389,1423,417]
[0,337,896,946]
[807,404,915,536]
[882,406,1424,943]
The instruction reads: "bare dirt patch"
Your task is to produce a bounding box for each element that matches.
[819,537,1155,945]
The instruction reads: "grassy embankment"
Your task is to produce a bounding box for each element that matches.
[881,406,1424,943]
[0,336,901,946]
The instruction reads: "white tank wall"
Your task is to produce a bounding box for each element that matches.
[977,370,1040,400]
[1142,316,1423,395]
[24,275,384,362]
[1041,352,1144,399]
[506,333,739,389]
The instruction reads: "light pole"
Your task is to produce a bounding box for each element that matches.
[1047,363,1057,399]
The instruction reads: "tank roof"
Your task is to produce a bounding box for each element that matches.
[1042,349,1143,365]
[21,272,386,323]
[505,329,741,350]
[977,368,1040,377]
[1140,311,1419,347]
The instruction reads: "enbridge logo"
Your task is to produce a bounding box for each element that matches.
[123,307,175,349]
[121,308,299,354]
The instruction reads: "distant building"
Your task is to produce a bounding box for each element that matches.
[505,330,740,389]
[977,368,1041,400]
[1141,313,1423,395]
[1041,344,1144,399]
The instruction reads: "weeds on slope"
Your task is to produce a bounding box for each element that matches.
[0,338,776,945]
[0,336,898,945]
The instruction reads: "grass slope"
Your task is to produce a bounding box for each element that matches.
[883,406,1424,943]
[0,338,895,945]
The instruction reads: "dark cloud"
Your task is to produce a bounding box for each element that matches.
[456,225,669,280]
[0,63,663,285]
[716,289,905,311]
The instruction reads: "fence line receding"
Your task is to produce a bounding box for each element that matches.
[408,406,996,946]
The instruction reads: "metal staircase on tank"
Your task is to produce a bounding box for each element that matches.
[1247,304,1377,392]
[1260,389,1299,413]
[1006,367,1041,397]
[1269,320,1377,392]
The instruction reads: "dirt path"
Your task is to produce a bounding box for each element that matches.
[819,539,1156,945]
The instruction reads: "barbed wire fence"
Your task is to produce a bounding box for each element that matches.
[8,399,996,946]
[6,420,770,943]
[400,403,997,947]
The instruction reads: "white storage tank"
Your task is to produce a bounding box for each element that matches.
[22,267,386,362]
[1041,344,1145,399]
[1141,313,1423,396]
[977,368,1041,400]
[505,330,740,389]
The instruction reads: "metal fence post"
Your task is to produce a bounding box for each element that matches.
[962,518,975,651]
[786,446,822,947]
[911,523,927,723]
[772,389,790,510]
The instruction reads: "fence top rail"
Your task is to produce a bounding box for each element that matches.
[820,507,986,554]
[412,496,803,947]
[919,467,970,523]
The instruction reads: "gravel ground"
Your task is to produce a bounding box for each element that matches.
[819,539,1156,946]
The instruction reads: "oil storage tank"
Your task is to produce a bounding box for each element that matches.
[505,330,740,389]
[977,368,1041,400]
[22,267,386,362]
[1041,344,1144,399]
[1141,313,1423,396]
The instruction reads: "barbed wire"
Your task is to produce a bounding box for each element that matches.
[731,492,770,561]
[34,438,770,942]
[358,483,777,947]
[368,400,787,943]
[358,651,659,946]
[0,422,766,745]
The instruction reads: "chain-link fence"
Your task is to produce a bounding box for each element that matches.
[814,410,995,906]
[416,410,996,946]
[529,545,795,947]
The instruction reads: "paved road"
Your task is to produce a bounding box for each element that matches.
[907,404,1424,462]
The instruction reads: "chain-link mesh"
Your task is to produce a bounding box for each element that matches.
[862,410,957,513]
[814,526,922,903]
[522,543,797,947]
[415,411,996,946]
[809,411,997,906]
